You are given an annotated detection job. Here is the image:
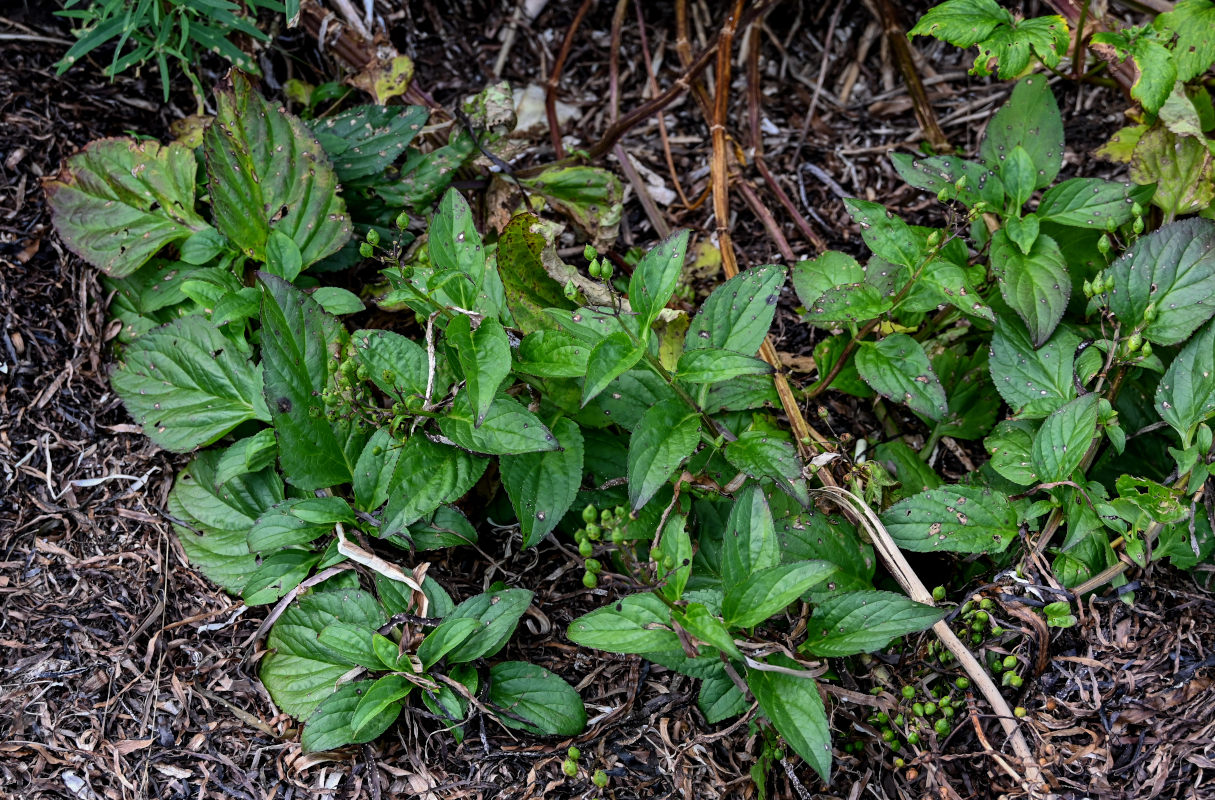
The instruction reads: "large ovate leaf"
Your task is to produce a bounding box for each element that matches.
[991,229,1070,347]
[724,430,806,504]
[205,71,350,267]
[261,588,387,718]
[44,137,207,276]
[567,593,680,654]
[1156,319,1215,444]
[802,591,944,657]
[516,165,623,248]
[111,315,270,452]
[259,274,358,489]
[627,398,702,512]
[1036,178,1151,228]
[1156,0,1215,82]
[880,486,1018,554]
[1129,126,1214,219]
[979,76,1064,188]
[699,674,748,723]
[439,394,559,455]
[722,561,837,629]
[676,348,772,384]
[496,212,575,333]
[301,680,399,752]
[685,264,785,355]
[169,450,282,593]
[513,330,591,378]
[446,314,510,427]
[984,419,1040,486]
[844,199,926,269]
[381,436,487,533]
[582,331,644,406]
[889,153,1003,208]
[308,104,428,182]
[1107,219,1215,345]
[747,657,832,782]
[351,675,414,740]
[442,588,533,663]
[629,229,689,331]
[988,317,1079,417]
[487,662,586,736]
[720,485,781,586]
[855,334,948,421]
[1031,394,1099,482]
[500,418,584,548]
[352,329,430,401]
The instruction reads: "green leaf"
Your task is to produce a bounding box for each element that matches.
[446,315,510,427]
[431,189,486,286]
[496,213,576,333]
[516,165,624,247]
[308,104,428,182]
[1107,219,1215,346]
[889,154,1003,208]
[627,399,702,512]
[724,430,806,504]
[352,329,430,402]
[261,589,387,718]
[674,604,742,660]
[439,394,559,455]
[880,486,1018,554]
[844,199,926,269]
[488,662,587,736]
[699,674,748,723]
[747,657,832,782]
[1129,126,1214,219]
[259,273,357,489]
[567,593,680,654]
[417,617,484,669]
[264,230,303,282]
[381,436,487,533]
[500,418,584,548]
[802,591,943,657]
[908,0,1011,47]
[1093,31,1176,114]
[657,514,693,602]
[984,419,1040,486]
[988,317,1079,416]
[513,330,591,378]
[301,680,398,752]
[351,675,413,740]
[1156,319,1215,444]
[205,72,349,267]
[1031,394,1099,482]
[1001,146,1038,210]
[583,331,644,406]
[248,500,332,552]
[352,429,400,513]
[111,315,270,452]
[792,251,893,327]
[855,334,948,421]
[991,229,1070,347]
[720,485,781,586]
[310,287,365,316]
[44,138,207,276]
[169,451,282,593]
[980,76,1064,189]
[629,229,690,331]
[1156,0,1215,82]
[316,620,385,669]
[676,348,773,384]
[1002,213,1040,255]
[685,264,786,355]
[971,15,1070,79]
[213,429,278,487]
[443,588,533,663]
[722,561,837,629]
[1036,178,1150,228]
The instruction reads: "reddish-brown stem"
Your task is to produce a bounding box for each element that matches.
[545,0,596,159]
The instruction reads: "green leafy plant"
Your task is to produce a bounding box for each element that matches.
[56,0,298,104]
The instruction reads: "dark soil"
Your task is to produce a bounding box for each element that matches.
[2,3,1214,799]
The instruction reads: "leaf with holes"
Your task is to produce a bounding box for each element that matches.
[685,264,785,355]
[880,486,1018,554]
[991,229,1070,347]
[497,213,576,333]
[567,592,680,654]
[1036,178,1152,228]
[627,399,702,512]
[1155,319,1215,445]
[1156,0,1215,82]
[111,315,270,452]
[1107,219,1215,345]
[43,138,207,276]
[205,72,350,267]
[988,317,1079,417]
[979,76,1064,189]
[500,418,584,548]
[1031,394,1099,482]
[582,332,644,406]
[855,334,948,421]
[308,104,428,182]
[381,436,487,534]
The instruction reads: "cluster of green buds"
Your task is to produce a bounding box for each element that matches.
[320,351,366,420]
[936,174,968,205]
[358,213,411,260]
[867,680,964,754]
[574,503,628,588]
[1130,201,1145,236]
[986,650,1024,688]
[1084,269,1112,299]
[584,244,614,281]
[560,746,608,790]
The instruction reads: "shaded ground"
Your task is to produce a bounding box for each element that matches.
[2,2,1214,799]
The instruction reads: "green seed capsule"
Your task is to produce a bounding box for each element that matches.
[610,529,625,545]
[562,759,578,777]
[592,770,609,788]
[584,558,601,574]
[894,757,905,768]
[649,547,663,563]
[578,540,594,557]
[1140,341,1153,358]
[937,187,951,204]
[934,719,950,736]
[932,586,946,602]
[979,598,994,610]
[1131,202,1143,217]
[926,231,942,248]
[990,626,1005,636]
[888,740,900,751]
[1126,333,1142,353]
[567,746,581,760]
[912,702,925,717]
[924,703,937,716]
[893,714,905,726]
[585,523,602,540]
[974,610,989,624]
[366,228,380,245]
[902,686,916,700]
[954,176,968,191]
[875,712,888,725]
[1133,216,1144,235]
[588,260,601,278]
[906,732,920,745]
[1002,655,1018,670]
[582,505,598,524]
[583,244,598,261]
[582,571,598,589]
[601,262,613,279]
[956,677,970,690]
[395,211,410,229]
[1143,302,1157,322]
[881,728,895,742]
[359,242,374,258]
[941,705,955,718]
[1014,706,1027,718]
[1083,279,1094,298]
[1010,675,1024,688]
[1097,233,1111,254]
